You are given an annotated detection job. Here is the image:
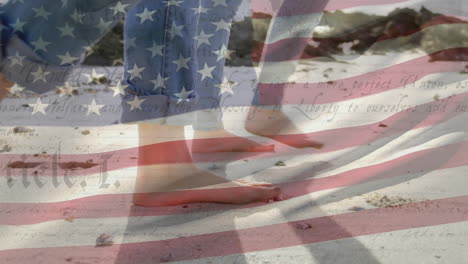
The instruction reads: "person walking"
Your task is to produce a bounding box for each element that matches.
[0,0,281,206]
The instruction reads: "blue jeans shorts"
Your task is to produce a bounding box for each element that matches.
[0,0,242,130]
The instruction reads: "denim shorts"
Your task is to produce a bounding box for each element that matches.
[0,0,242,129]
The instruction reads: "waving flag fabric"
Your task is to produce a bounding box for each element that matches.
[1,0,468,263]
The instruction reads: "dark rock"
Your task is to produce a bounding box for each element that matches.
[95,233,114,247]
[349,206,366,211]
[13,127,33,133]
[275,161,286,166]
[295,222,313,230]
[0,145,12,153]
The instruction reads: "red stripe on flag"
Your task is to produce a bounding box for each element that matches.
[1,140,467,225]
[2,194,468,263]
[1,89,468,177]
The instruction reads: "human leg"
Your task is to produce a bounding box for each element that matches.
[192,0,240,133]
[191,0,275,152]
[245,0,327,149]
[133,122,280,207]
[120,0,203,124]
[123,0,281,206]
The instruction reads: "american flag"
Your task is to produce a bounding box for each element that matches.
[1,0,468,263]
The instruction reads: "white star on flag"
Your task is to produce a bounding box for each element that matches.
[8,83,25,96]
[11,18,26,32]
[8,52,25,67]
[147,42,163,57]
[213,44,235,61]
[83,69,106,84]
[31,66,50,83]
[57,52,79,65]
[31,37,51,52]
[32,6,51,20]
[168,22,184,39]
[174,86,193,103]
[136,8,157,23]
[109,82,126,97]
[70,9,85,23]
[215,77,238,95]
[110,1,129,15]
[84,46,95,56]
[151,74,169,90]
[127,96,146,111]
[29,98,49,115]
[194,30,214,47]
[84,99,105,116]
[56,82,76,97]
[173,54,191,71]
[212,19,231,32]
[96,18,112,33]
[57,23,75,37]
[198,63,215,81]
[128,64,145,80]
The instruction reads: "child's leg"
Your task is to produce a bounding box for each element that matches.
[122,0,280,206]
[192,0,243,133]
[244,0,326,149]
[133,123,280,207]
[191,0,275,152]
[120,0,201,124]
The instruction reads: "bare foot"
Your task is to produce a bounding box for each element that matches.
[0,74,14,102]
[234,179,274,187]
[133,184,281,207]
[192,129,275,153]
[245,107,323,149]
[135,123,281,207]
[133,164,281,207]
